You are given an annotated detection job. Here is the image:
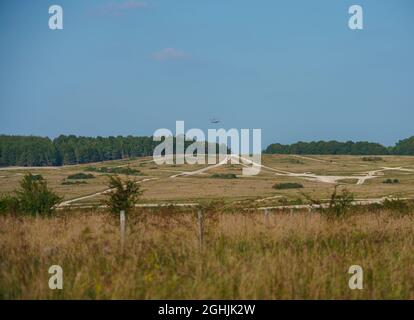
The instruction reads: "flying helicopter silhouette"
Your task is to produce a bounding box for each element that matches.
[209,117,220,124]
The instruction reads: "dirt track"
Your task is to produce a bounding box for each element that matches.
[8,154,411,207]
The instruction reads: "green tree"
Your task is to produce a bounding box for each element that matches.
[104,175,142,214]
[324,186,354,219]
[393,136,414,155]
[16,173,62,216]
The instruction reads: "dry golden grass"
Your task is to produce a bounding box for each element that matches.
[1,207,414,299]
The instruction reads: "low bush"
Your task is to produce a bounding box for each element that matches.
[16,174,62,216]
[0,174,61,216]
[0,194,20,215]
[210,173,237,179]
[383,179,400,184]
[85,166,142,176]
[67,173,95,180]
[62,181,88,185]
[322,187,355,219]
[273,182,304,190]
[382,199,411,216]
[362,156,383,162]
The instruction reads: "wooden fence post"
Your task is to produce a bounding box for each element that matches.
[264,209,270,227]
[197,209,204,249]
[120,210,126,251]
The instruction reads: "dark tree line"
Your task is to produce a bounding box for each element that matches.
[264,137,414,156]
[0,135,223,167]
[0,135,157,167]
[2,134,414,167]
[393,136,414,155]
[0,136,58,167]
[53,135,157,165]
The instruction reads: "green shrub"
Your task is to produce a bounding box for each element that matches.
[210,173,237,179]
[61,180,87,185]
[15,174,62,216]
[67,173,95,180]
[383,178,400,184]
[0,194,20,215]
[104,175,142,214]
[383,199,410,216]
[322,187,355,219]
[362,156,383,162]
[85,166,141,176]
[31,174,43,181]
[273,182,304,190]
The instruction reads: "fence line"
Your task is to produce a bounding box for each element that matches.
[114,197,410,251]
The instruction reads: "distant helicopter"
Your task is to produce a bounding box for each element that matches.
[209,117,220,124]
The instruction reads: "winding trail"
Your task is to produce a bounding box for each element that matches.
[169,156,231,178]
[57,178,158,207]
[6,154,412,207]
[290,155,331,163]
[163,154,414,186]
[236,155,414,185]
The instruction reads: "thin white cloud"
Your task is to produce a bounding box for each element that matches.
[95,1,147,16]
[151,48,190,61]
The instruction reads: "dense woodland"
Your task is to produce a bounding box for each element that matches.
[1,134,414,167]
[0,135,157,166]
[264,137,414,156]
[0,135,221,167]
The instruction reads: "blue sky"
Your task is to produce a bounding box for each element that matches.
[0,0,413,147]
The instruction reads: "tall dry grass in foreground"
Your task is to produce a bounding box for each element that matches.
[0,208,413,299]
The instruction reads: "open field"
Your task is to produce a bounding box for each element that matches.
[1,154,414,207]
[2,154,414,299]
[1,208,414,299]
